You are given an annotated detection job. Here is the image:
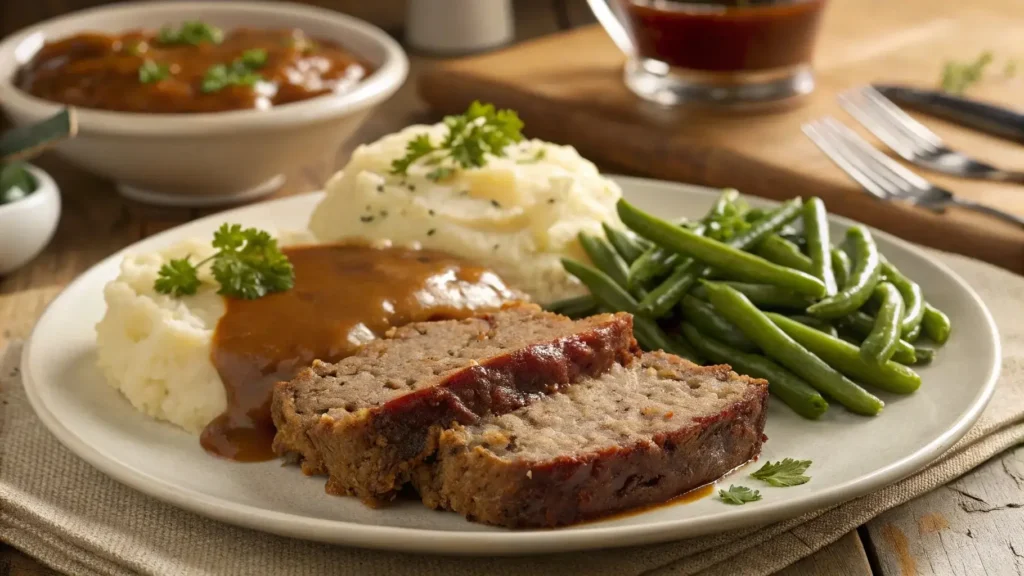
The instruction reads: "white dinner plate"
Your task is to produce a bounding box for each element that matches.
[22,176,1000,555]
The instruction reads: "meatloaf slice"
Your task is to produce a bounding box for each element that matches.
[414,351,769,528]
[272,303,639,503]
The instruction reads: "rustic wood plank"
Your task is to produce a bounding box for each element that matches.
[774,531,873,576]
[865,444,1024,576]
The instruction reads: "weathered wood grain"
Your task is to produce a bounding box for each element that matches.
[866,444,1024,576]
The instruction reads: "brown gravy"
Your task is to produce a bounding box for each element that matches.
[17,28,373,113]
[201,243,518,462]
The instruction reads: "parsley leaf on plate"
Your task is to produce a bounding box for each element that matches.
[750,458,812,487]
[718,485,762,505]
[390,101,524,181]
[153,224,294,300]
[154,258,202,297]
[940,51,993,95]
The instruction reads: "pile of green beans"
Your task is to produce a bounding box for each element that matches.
[552,191,953,420]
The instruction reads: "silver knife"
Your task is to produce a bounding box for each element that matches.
[873,84,1024,145]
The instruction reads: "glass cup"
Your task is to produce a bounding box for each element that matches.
[587,0,828,107]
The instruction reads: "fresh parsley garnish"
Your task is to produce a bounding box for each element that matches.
[201,50,268,93]
[138,60,170,84]
[718,485,762,505]
[750,458,812,487]
[154,224,294,300]
[940,51,993,95]
[390,101,524,181]
[157,21,224,46]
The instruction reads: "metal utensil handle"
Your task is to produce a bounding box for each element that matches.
[950,196,1024,229]
[585,0,635,55]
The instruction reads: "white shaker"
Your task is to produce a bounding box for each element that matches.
[406,0,515,54]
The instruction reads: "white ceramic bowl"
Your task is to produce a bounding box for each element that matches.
[0,2,408,207]
[0,165,61,275]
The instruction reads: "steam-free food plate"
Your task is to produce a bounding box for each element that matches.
[22,177,1000,555]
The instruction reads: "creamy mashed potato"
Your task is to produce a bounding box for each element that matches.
[309,124,623,304]
[95,231,312,433]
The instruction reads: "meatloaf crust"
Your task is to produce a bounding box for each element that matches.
[272,304,639,503]
[414,352,769,528]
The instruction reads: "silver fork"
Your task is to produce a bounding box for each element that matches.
[802,117,1024,229]
[838,86,1024,184]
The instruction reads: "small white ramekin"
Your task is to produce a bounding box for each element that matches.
[0,2,408,207]
[0,165,61,275]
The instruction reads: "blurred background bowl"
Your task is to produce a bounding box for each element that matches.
[0,1,408,207]
[0,165,60,275]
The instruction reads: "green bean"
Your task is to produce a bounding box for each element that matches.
[880,259,925,337]
[618,199,826,298]
[767,313,921,394]
[807,226,882,319]
[691,281,812,309]
[837,311,917,365]
[636,200,804,317]
[578,232,641,297]
[860,282,905,364]
[787,315,839,338]
[755,235,813,273]
[831,248,851,290]
[545,294,597,318]
[914,347,935,364]
[703,282,883,415]
[680,322,828,420]
[627,224,704,291]
[561,258,701,363]
[680,295,758,352]
[922,303,952,345]
[602,223,649,265]
[802,198,838,296]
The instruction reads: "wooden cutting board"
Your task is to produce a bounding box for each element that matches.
[419,0,1024,273]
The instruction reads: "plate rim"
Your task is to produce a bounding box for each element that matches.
[20,176,1001,555]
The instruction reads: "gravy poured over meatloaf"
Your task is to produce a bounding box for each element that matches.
[202,243,519,462]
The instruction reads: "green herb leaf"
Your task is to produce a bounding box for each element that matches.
[153,224,294,300]
[750,458,812,487]
[518,148,546,164]
[154,258,202,297]
[718,485,762,505]
[138,60,170,84]
[390,101,524,179]
[240,48,268,68]
[201,51,266,93]
[0,163,36,205]
[940,51,993,95]
[158,21,223,46]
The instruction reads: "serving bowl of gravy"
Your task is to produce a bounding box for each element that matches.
[0,2,408,206]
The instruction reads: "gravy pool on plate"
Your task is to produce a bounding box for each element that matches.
[17,23,372,113]
[201,243,520,462]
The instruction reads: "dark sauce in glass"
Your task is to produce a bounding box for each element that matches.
[621,0,827,72]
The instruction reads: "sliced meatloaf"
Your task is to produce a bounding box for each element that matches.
[271,303,639,503]
[414,351,769,528]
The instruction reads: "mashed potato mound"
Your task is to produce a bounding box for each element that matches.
[95,231,312,434]
[309,124,623,304]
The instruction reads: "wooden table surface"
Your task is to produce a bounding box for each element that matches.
[1,2,1021,575]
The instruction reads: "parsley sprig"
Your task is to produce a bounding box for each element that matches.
[154,224,294,300]
[940,51,993,95]
[750,458,812,487]
[201,49,268,93]
[138,60,170,84]
[390,101,524,181]
[718,485,762,505]
[157,21,224,46]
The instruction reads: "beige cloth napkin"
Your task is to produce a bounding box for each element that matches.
[2,249,1023,576]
